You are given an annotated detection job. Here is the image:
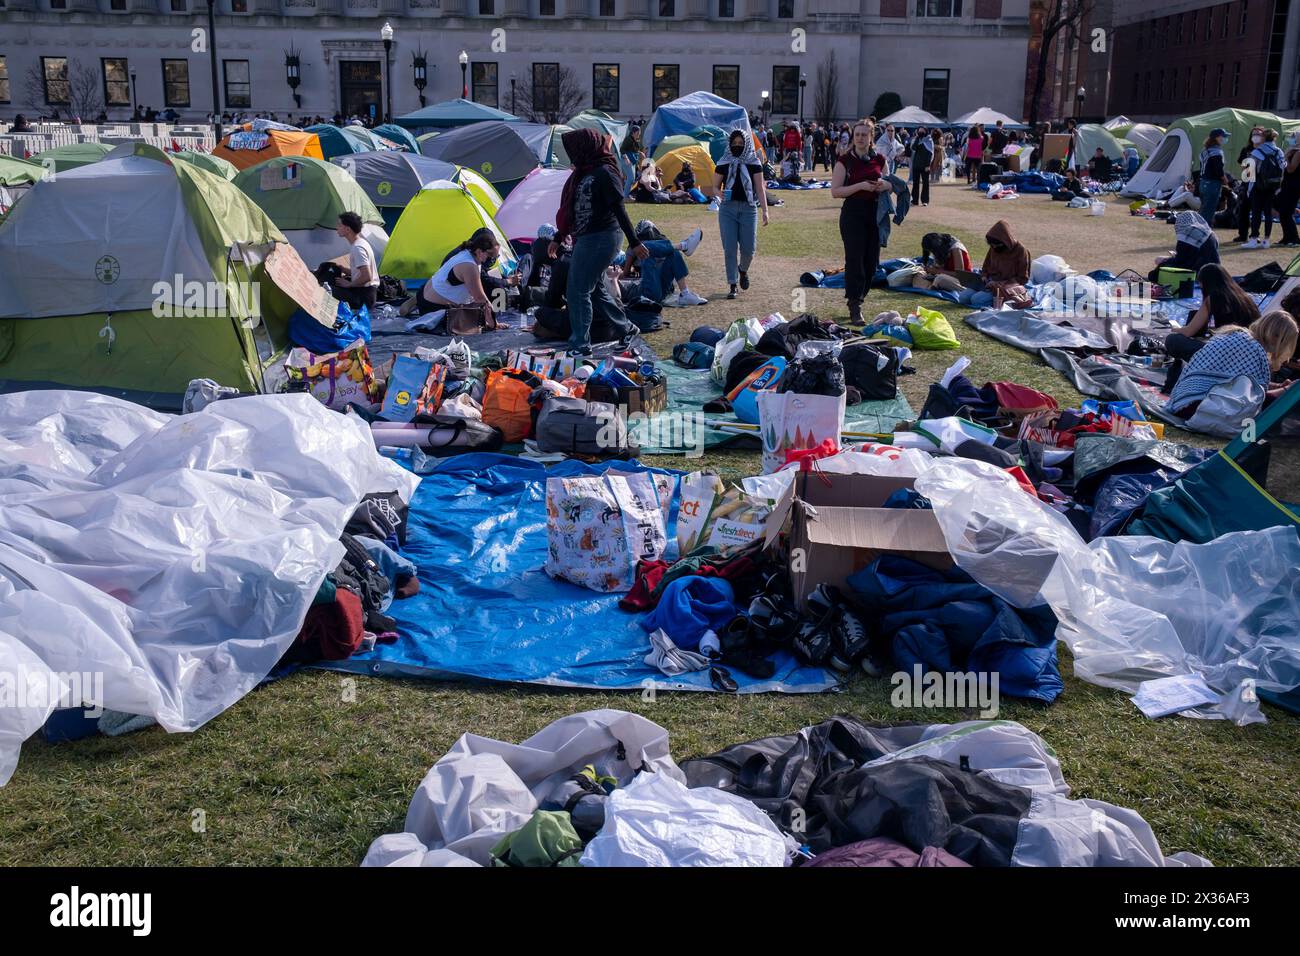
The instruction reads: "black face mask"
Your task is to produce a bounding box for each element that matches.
[730,143,745,157]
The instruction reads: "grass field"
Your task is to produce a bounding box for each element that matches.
[2,179,1298,867]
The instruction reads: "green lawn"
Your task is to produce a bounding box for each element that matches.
[2,181,1298,867]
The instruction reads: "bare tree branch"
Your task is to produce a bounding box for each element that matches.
[813,50,840,128]
[513,64,586,125]
[1028,0,1094,129]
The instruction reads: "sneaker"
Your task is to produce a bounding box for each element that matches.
[707,199,720,212]
[660,292,685,308]
[1243,238,1260,249]
[727,284,738,300]
[676,289,709,306]
[739,270,750,290]
[680,228,703,257]
[1259,239,1271,248]
[828,605,870,673]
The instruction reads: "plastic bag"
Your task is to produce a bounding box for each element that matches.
[284,338,381,411]
[756,390,846,474]
[544,472,668,592]
[678,472,773,554]
[580,772,788,867]
[1182,375,1265,437]
[482,368,539,443]
[710,316,764,385]
[1031,255,1075,285]
[908,307,960,350]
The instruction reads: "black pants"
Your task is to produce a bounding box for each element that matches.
[839,203,879,306]
[911,169,929,206]
[1250,184,1279,239]
[1276,182,1300,244]
[336,285,377,313]
[1164,332,1207,362]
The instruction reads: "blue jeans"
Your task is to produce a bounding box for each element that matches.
[638,239,689,302]
[718,200,758,285]
[1199,180,1222,222]
[566,228,630,350]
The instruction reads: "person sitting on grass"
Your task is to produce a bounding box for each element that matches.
[668,161,708,204]
[1164,262,1258,361]
[1165,310,1298,416]
[616,221,708,308]
[1150,212,1222,285]
[970,220,1033,309]
[1052,167,1090,202]
[920,232,974,277]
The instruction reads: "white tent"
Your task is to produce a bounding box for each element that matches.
[1124,123,1166,156]
[880,106,943,127]
[1120,128,1193,199]
[951,107,1026,129]
[1103,115,1133,130]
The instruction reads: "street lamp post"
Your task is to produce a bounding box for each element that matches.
[459,50,469,100]
[381,21,394,123]
[206,0,222,141]
[760,89,770,130]
[510,71,516,115]
[413,49,428,109]
[799,74,806,126]
[285,48,302,111]
[1075,85,1086,122]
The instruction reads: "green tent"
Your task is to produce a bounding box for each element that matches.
[0,143,299,406]
[566,109,629,146]
[652,133,707,161]
[381,181,515,281]
[0,155,49,187]
[172,150,239,181]
[1166,108,1290,173]
[32,141,113,173]
[234,155,382,231]
[372,123,420,152]
[688,124,729,164]
[1075,123,1125,162]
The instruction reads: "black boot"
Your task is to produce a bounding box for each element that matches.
[847,299,864,325]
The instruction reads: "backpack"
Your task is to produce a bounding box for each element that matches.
[673,341,714,369]
[1255,148,1284,188]
[535,396,638,457]
[840,343,900,401]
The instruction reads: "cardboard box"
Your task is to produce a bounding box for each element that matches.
[584,378,668,416]
[1042,133,1071,165]
[1005,152,1024,173]
[767,471,952,610]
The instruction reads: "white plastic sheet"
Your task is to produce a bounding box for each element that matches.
[914,457,1300,724]
[0,391,418,784]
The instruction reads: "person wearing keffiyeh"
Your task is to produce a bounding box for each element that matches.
[1150,210,1221,283]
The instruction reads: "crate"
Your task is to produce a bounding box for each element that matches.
[585,378,668,416]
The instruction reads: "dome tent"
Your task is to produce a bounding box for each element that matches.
[372,123,421,153]
[1074,124,1125,163]
[642,91,752,153]
[31,141,113,173]
[0,155,49,210]
[1122,108,1291,198]
[336,150,504,231]
[234,155,388,267]
[566,109,630,147]
[0,143,299,406]
[172,150,239,181]
[419,121,568,196]
[494,166,570,244]
[652,133,708,161]
[213,124,324,172]
[655,144,717,197]
[381,181,516,283]
[395,98,521,131]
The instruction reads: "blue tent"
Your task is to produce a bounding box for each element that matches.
[395,98,521,131]
[372,123,419,152]
[643,91,752,152]
[307,124,368,160]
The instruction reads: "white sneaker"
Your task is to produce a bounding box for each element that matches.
[1259,239,1271,248]
[707,199,720,212]
[676,289,709,306]
[1243,238,1260,249]
[660,292,685,308]
[680,227,703,257]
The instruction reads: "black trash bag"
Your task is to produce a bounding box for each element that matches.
[778,350,845,397]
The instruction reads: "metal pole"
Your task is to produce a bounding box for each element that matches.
[384,39,393,123]
[207,0,222,142]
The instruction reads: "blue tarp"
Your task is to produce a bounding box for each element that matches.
[976,171,1064,194]
[320,453,837,693]
[643,91,751,152]
[766,179,832,190]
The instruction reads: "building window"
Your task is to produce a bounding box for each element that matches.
[718,0,733,14]
[922,67,950,118]
[599,0,614,13]
[50,0,67,7]
[231,0,247,11]
[1199,64,1207,97]
[102,58,130,106]
[915,0,962,15]
[540,0,555,13]
[771,65,799,115]
[1174,13,1182,43]
[41,57,69,105]
[472,62,498,107]
[658,0,674,15]
[1230,62,1240,97]
[652,64,678,109]
[1143,71,1151,103]
[1184,66,1192,99]
[110,0,126,9]
[0,57,8,105]
[1215,63,1224,97]
[1238,1,1247,35]
[712,64,739,104]
[1130,72,1138,100]
[172,0,187,10]
[1220,4,1228,38]
[777,0,793,16]
[532,62,559,115]
[223,59,249,108]
[593,63,619,112]
[163,59,191,107]
[479,0,494,11]
[1188,10,1196,40]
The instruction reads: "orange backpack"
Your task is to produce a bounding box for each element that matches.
[481,368,541,443]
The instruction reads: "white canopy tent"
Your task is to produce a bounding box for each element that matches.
[880,106,944,127]
[951,107,1026,129]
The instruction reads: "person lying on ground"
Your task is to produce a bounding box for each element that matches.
[1151,211,1221,284]
[1165,310,1298,416]
[615,220,707,307]
[1164,262,1259,360]
[413,228,500,319]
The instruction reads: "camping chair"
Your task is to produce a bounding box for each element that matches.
[1126,379,1300,543]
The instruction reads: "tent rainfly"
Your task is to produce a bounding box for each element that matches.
[381,180,516,282]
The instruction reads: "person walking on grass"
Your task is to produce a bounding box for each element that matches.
[910,125,933,206]
[831,120,890,326]
[713,129,769,301]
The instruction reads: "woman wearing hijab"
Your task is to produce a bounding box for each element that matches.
[1150,211,1221,281]
[552,129,648,355]
[713,129,769,301]
[830,120,890,325]
[972,220,1032,309]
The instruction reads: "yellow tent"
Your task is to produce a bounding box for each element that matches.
[454,166,504,216]
[655,144,717,198]
[380,181,516,281]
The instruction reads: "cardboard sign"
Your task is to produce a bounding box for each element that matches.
[1042,133,1071,164]
[265,243,337,328]
[259,162,303,191]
